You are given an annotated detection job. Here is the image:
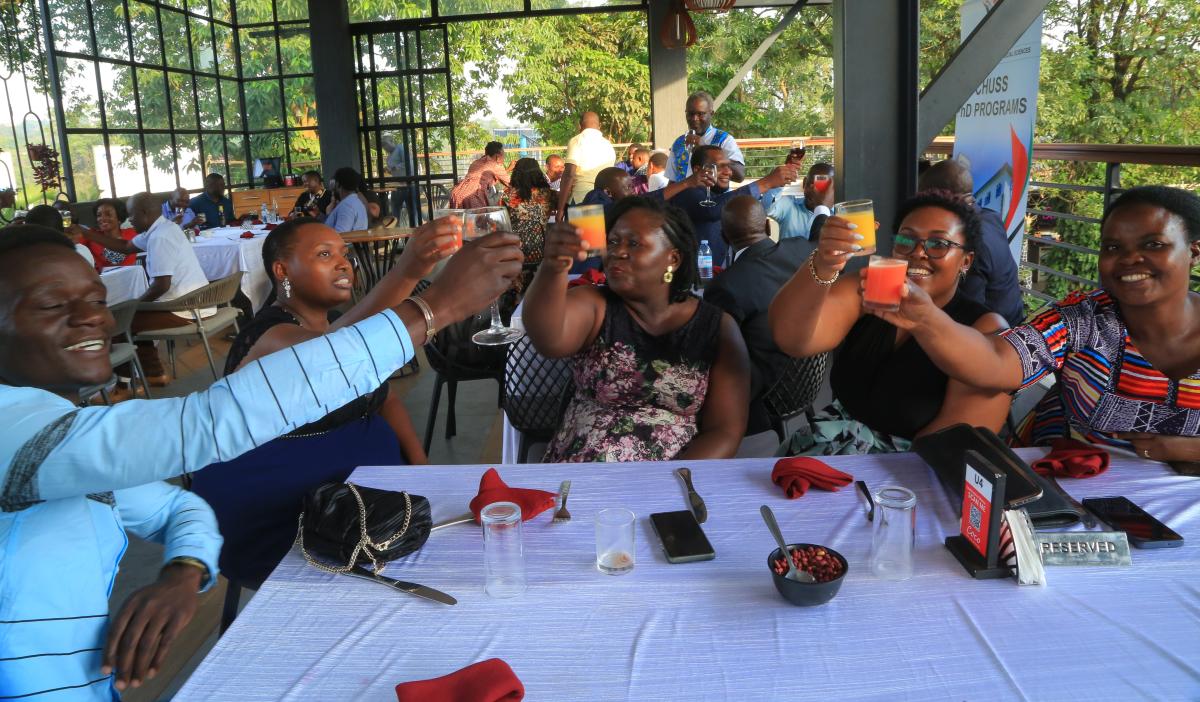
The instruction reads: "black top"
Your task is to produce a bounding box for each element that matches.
[959,206,1025,326]
[224,305,387,434]
[831,291,991,439]
[601,286,722,368]
[293,189,332,216]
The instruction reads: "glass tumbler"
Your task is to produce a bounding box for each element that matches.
[868,486,917,581]
[482,502,525,598]
[595,508,636,575]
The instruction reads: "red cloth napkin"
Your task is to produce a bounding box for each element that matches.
[568,269,605,288]
[772,457,853,499]
[468,468,556,523]
[240,231,255,238]
[395,658,524,702]
[264,222,279,231]
[1031,438,1109,478]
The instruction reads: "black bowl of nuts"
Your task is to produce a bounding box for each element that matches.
[768,543,848,607]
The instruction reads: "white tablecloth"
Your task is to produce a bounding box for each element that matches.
[191,226,271,312]
[99,265,148,305]
[176,450,1200,700]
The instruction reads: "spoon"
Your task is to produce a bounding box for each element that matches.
[760,505,815,583]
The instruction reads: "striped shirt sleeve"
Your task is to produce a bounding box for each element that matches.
[1,309,415,508]
[115,482,223,592]
[1000,294,1094,389]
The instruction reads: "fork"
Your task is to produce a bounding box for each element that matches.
[553,480,572,523]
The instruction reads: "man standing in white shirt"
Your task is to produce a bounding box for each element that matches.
[555,111,616,220]
[545,154,565,192]
[666,91,746,183]
[82,192,213,385]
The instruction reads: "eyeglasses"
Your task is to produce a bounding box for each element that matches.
[892,232,964,259]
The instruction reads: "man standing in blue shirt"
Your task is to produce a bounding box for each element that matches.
[324,167,369,233]
[188,173,235,229]
[666,91,746,183]
[0,223,523,699]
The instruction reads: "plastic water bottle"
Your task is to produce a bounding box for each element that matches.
[698,240,713,281]
[260,203,269,223]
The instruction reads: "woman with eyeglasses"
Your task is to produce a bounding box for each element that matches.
[768,190,1011,455]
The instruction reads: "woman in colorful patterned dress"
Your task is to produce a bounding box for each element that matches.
[523,196,750,462]
[503,157,552,293]
[881,186,1200,465]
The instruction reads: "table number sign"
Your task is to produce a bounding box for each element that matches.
[945,451,1011,579]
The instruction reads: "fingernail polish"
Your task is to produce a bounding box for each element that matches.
[852,233,864,241]
[852,245,863,252]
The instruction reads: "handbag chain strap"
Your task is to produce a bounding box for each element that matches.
[295,483,413,576]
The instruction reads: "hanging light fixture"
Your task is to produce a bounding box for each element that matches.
[685,0,737,12]
[661,0,698,49]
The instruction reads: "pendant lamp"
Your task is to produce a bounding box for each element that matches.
[661,0,697,49]
[685,0,736,11]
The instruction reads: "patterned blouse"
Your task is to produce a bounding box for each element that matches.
[1004,289,1200,449]
[544,287,723,463]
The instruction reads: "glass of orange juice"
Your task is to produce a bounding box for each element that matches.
[568,203,606,257]
[832,199,876,256]
[863,256,909,312]
[433,208,465,252]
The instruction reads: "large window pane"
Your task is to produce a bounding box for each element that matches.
[101,63,138,130]
[277,0,308,22]
[61,59,100,129]
[49,0,91,55]
[201,134,227,176]
[211,0,232,22]
[237,0,274,25]
[239,28,278,78]
[136,68,169,129]
[169,73,198,130]
[128,4,162,66]
[190,17,216,73]
[283,76,314,128]
[142,133,177,190]
[288,128,319,173]
[221,78,242,130]
[439,0,520,15]
[214,23,236,77]
[225,133,247,187]
[196,76,222,129]
[93,0,131,61]
[66,136,105,201]
[174,133,203,188]
[279,31,311,74]
[348,0,430,23]
[244,80,283,130]
[161,9,190,69]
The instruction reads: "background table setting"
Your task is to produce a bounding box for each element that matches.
[190,225,273,311]
[175,449,1199,700]
[99,265,148,305]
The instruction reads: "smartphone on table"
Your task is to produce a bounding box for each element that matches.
[1081,496,1183,549]
[649,510,716,564]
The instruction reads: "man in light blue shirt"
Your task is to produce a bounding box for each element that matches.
[0,223,522,698]
[159,187,196,228]
[767,163,835,240]
[324,167,369,233]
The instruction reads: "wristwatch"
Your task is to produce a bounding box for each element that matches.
[166,556,211,588]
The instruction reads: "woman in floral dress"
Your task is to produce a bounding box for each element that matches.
[523,196,750,462]
[503,157,552,294]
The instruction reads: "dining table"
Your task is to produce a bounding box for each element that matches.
[99,265,148,305]
[190,226,272,312]
[174,449,1200,700]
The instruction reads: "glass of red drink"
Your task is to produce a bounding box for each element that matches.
[863,255,908,312]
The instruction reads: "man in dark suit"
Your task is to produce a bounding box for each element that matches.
[919,158,1025,325]
[706,195,817,435]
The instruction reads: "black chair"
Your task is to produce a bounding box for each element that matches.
[422,312,506,455]
[762,353,829,442]
[502,335,574,463]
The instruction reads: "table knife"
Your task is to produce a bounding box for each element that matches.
[347,565,457,605]
[675,467,707,524]
[431,512,475,531]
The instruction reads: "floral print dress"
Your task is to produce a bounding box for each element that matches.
[544,287,723,463]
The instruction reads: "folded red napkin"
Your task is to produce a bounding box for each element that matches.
[240,231,255,238]
[772,457,853,499]
[568,269,606,287]
[264,222,279,231]
[395,658,524,702]
[1031,438,1109,478]
[468,468,556,523]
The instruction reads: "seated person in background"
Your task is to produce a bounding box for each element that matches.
[887,186,1200,465]
[918,157,1025,326]
[0,225,521,697]
[84,199,139,271]
[188,172,235,229]
[757,146,808,214]
[628,148,655,194]
[24,204,94,267]
[450,141,508,209]
[324,167,369,233]
[645,151,669,192]
[617,143,644,174]
[656,145,799,267]
[259,160,283,188]
[160,187,196,228]
[706,195,817,435]
[580,166,632,216]
[545,154,566,192]
[361,189,385,227]
[524,196,750,461]
[190,217,456,587]
[503,157,554,271]
[769,190,1011,455]
[768,163,836,241]
[82,192,212,386]
[292,169,331,217]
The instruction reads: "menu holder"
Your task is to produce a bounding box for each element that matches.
[945,450,1010,579]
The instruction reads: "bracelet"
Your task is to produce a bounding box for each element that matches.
[808,252,839,286]
[165,556,210,587]
[404,295,437,344]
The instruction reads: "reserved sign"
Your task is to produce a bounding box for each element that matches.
[1036,532,1132,567]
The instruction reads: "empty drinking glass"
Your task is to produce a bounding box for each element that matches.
[595,508,636,575]
[482,502,525,598]
[868,486,917,581]
[465,206,524,346]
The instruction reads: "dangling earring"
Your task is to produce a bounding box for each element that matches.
[282,277,292,299]
[663,265,674,284]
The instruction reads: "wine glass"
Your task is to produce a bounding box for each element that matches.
[465,206,524,346]
[699,163,718,208]
[789,138,807,165]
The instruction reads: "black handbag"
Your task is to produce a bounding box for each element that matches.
[296,482,432,574]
